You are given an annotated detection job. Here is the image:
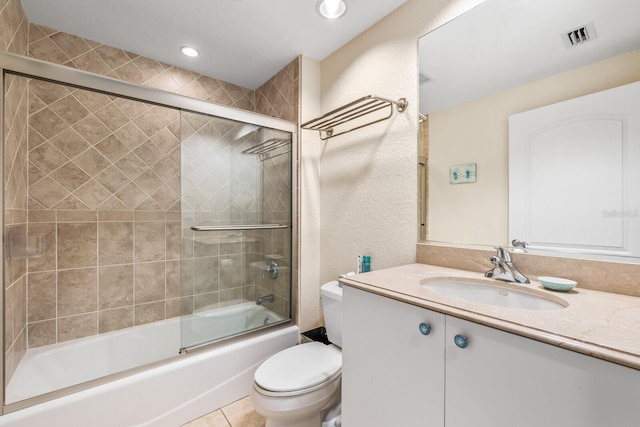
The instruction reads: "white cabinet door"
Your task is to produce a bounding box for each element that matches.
[445,316,640,427]
[342,286,445,426]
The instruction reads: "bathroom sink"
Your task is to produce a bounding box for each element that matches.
[421,279,566,310]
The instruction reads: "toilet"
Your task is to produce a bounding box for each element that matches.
[250,280,343,427]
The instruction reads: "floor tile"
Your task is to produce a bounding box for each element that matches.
[182,396,265,427]
[182,409,230,427]
[221,397,266,427]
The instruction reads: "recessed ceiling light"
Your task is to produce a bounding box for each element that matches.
[317,0,346,19]
[180,46,199,57]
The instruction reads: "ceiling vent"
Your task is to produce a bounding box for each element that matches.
[563,22,597,48]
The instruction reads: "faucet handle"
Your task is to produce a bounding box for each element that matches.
[493,246,511,262]
[511,239,528,253]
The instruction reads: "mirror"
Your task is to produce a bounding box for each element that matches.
[418,0,640,262]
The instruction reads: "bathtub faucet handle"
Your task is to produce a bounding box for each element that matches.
[264,259,278,279]
[256,294,275,305]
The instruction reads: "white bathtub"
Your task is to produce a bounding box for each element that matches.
[1,303,298,427]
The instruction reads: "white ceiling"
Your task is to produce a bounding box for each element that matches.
[21,0,409,90]
[419,0,640,114]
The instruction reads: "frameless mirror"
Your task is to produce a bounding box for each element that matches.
[418,0,640,262]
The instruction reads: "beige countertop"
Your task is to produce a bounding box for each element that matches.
[340,263,640,370]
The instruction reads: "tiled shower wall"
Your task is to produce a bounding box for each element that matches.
[28,23,299,123]
[2,0,30,390]
[25,78,182,348]
[180,115,291,320]
[256,135,293,317]
[2,1,298,383]
[180,112,262,315]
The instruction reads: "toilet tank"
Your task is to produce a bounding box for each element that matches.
[321,281,343,348]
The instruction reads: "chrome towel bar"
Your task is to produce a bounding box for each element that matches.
[191,224,289,231]
[301,94,408,140]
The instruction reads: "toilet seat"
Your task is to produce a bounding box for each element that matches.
[254,342,342,397]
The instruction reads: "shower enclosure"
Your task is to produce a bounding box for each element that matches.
[1,53,295,409]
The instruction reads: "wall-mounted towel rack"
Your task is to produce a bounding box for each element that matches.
[301,95,408,140]
[241,138,291,161]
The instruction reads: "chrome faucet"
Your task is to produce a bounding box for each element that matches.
[484,246,530,284]
[263,259,279,280]
[256,294,274,305]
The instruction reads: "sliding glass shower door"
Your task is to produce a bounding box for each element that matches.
[179,111,293,351]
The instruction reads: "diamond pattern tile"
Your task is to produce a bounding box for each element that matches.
[27,79,181,212]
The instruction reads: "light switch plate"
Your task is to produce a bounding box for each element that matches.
[450,163,477,184]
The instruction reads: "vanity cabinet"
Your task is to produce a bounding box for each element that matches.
[343,286,640,427]
[342,285,445,426]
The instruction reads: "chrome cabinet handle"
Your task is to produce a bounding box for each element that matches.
[418,322,431,336]
[454,334,468,349]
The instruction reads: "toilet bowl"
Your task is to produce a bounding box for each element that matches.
[250,281,343,427]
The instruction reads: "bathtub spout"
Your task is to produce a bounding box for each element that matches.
[256,294,275,305]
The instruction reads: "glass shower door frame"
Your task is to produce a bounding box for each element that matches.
[0,51,297,413]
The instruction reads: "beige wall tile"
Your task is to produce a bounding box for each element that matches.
[57,267,97,316]
[166,260,181,299]
[134,222,165,262]
[51,162,91,191]
[219,255,242,290]
[98,210,133,222]
[194,256,219,294]
[73,115,111,144]
[99,307,133,333]
[135,210,165,222]
[58,313,97,343]
[135,301,165,325]
[57,222,97,269]
[49,95,90,125]
[27,319,56,348]
[166,222,181,260]
[57,210,96,222]
[193,292,219,313]
[219,288,242,308]
[29,176,68,208]
[134,261,165,303]
[26,222,56,272]
[99,264,133,309]
[27,271,56,322]
[74,148,111,175]
[98,221,133,265]
[165,298,182,319]
[72,179,112,210]
[29,141,68,174]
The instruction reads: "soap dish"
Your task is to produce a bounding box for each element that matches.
[537,276,577,292]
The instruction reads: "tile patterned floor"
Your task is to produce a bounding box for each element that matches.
[182,396,265,427]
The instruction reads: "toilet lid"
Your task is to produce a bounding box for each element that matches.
[254,342,342,392]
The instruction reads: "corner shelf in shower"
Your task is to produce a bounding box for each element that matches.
[301,94,408,140]
[4,225,51,259]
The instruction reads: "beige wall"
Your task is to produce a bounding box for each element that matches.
[294,0,484,329]
[428,49,640,245]
[298,56,322,331]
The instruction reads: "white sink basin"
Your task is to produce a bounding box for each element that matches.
[421,279,566,310]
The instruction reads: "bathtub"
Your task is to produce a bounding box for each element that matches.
[1,303,298,427]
